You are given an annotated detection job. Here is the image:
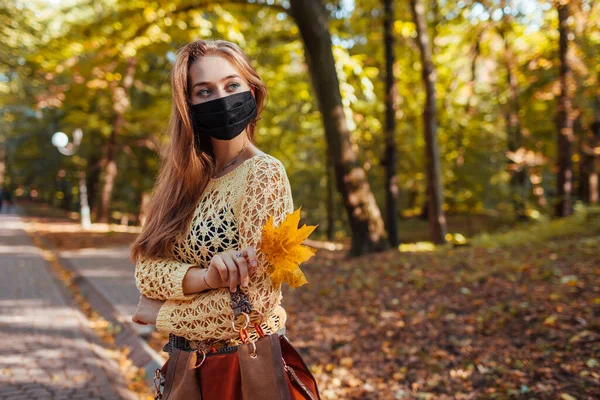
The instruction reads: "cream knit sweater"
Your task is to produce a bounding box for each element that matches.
[134,153,294,342]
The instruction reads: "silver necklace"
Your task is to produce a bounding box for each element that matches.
[212,140,249,179]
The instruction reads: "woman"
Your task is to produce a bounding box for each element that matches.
[130,39,293,355]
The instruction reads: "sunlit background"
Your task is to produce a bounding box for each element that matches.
[2,0,599,239]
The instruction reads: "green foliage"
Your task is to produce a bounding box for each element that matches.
[1,0,599,239]
[472,203,600,248]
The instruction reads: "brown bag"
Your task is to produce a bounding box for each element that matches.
[154,332,320,400]
[154,289,321,400]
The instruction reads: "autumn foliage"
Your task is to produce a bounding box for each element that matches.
[260,206,318,289]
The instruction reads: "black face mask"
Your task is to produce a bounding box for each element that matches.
[189,91,257,141]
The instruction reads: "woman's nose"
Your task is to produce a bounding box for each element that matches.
[214,88,229,99]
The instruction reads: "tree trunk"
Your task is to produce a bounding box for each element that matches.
[138,191,151,227]
[591,121,600,205]
[500,29,527,220]
[588,68,600,204]
[576,116,589,201]
[409,0,448,244]
[326,152,335,241]
[383,0,399,247]
[289,0,387,256]
[86,153,102,217]
[97,57,137,223]
[0,141,5,188]
[582,120,600,204]
[555,3,575,217]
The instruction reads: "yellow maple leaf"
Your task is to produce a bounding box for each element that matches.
[259,206,318,289]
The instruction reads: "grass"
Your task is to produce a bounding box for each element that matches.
[471,203,600,248]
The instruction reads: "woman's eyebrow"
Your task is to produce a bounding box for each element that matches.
[193,74,240,88]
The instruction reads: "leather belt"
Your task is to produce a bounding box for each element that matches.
[163,323,286,355]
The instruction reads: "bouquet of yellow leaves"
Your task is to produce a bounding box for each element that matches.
[259,206,318,289]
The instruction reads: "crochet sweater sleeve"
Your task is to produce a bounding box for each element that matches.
[154,156,294,341]
[134,257,197,301]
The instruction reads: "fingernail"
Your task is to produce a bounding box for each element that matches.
[251,260,257,267]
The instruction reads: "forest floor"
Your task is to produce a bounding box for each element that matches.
[278,209,600,399]
[19,200,600,399]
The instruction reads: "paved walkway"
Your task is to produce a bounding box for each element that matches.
[58,245,146,335]
[57,243,164,374]
[0,209,136,400]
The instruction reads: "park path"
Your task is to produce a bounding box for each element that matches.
[58,245,144,334]
[0,208,136,400]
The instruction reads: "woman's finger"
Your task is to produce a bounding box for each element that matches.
[232,250,249,288]
[242,246,257,269]
[221,253,240,292]
[212,255,229,283]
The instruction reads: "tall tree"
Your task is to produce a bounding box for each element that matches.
[289,0,387,256]
[0,141,5,188]
[382,0,399,247]
[555,1,575,217]
[590,120,600,204]
[592,67,600,205]
[97,57,137,223]
[580,118,600,204]
[326,152,335,241]
[409,0,447,244]
[578,14,600,205]
[498,22,527,220]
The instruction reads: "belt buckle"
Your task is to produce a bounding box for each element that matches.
[193,338,225,354]
[186,339,202,351]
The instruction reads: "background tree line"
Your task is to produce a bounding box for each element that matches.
[1,0,598,256]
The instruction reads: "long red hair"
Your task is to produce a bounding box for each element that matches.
[130,39,268,262]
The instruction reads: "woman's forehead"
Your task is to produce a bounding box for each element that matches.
[189,55,239,85]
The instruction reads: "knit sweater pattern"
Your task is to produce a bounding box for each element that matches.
[134,153,294,342]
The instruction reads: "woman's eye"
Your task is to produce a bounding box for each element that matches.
[197,89,210,97]
[228,82,241,90]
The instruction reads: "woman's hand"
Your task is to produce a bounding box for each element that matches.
[205,246,259,292]
[132,295,165,325]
